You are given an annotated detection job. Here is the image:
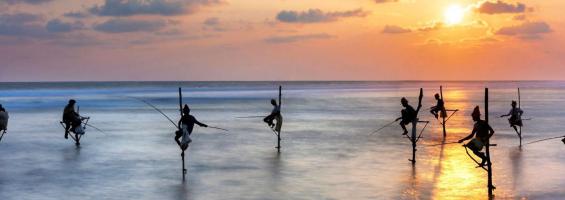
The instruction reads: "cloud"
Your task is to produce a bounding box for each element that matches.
[93,18,168,33]
[89,0,221,16]
[382,25,411,34]
[0,13,50,38]
[1,0,52,5]
[204,17,219,26]
[512,14,526,21]
[264,33,333,43]
[276,8,369,23]
[496,21,551,39]
[64,11,90,19]
[46,19,84,33]
[417,21,443,32]
[202,17,226,32]
[476,0,526,14]
[374,0,399,3]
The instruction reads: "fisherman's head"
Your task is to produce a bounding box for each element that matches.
[183,104,190,115]
[511,101,517,108]
[401,97,408,106]
[434,93,440,100]
[68,99,76,105]
[270,99,277,106]
[471,106,481,121]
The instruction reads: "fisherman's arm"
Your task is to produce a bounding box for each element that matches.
[194,119,208,127]
[488,125,495,139]
[458,128,476,143]
[500,110,512,117]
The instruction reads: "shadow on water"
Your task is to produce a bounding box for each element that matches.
[431,138,447,189]
[509,146,523,192]
[173,181,190,200]
[268,151,282,182]
[61,145,81,162]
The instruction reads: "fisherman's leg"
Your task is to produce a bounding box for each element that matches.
[264,115,275,127]
[174,131,182,147]
[430,108,438,118]
[512,125,520,135]
[400,121,408,135]
[64,122,71,139]
[471,148,487,166]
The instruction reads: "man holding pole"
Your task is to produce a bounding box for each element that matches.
[458,106,495,167]
[395,97,416,135]
[430,93,445,119]
[500,101,523,136]
[263,99,282,134]
[176,104,208,151]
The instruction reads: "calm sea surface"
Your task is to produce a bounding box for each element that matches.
[0,81,564,200]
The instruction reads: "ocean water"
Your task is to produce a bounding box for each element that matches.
[0,81,563,200]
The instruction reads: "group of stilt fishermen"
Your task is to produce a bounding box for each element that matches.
[395,92,561,167]
[0,88,563,176]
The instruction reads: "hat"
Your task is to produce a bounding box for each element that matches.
[471,106,481,118]
[183,104,190,113]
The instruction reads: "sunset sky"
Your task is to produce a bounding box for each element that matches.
[0,0,563,81]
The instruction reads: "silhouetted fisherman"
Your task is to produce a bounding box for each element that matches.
[263,99,282,132]
[499,101,523,135]
[395,97,416,135]
[459,106,495,166]
[62,99,84,139]
[430,93,445,119]
[176,105,208,151]
[0,104,8,132]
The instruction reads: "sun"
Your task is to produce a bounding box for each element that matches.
[444,4,465,25]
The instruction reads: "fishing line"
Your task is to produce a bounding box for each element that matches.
[369,119,398,135]
[525,135,565,145]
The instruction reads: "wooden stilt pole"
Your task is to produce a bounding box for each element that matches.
[179,87,187,180]
[276,85,282,152]
[411,118,417,164]
[409,88,424,164]
[441,86,447,138]
[518,88,522,147]
[485,88,494,198]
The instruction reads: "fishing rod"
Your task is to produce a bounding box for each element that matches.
[84,123,109,135]
[207,126,229,132]
[424,141,459,147]
[236,116,266,119]
[369,119,398,135]
[127,96,179,129]
[525,135,565,145]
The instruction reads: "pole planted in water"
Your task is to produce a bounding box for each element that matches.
[485,88,494,198]
[277,85,282,152]
[179,87,187,180]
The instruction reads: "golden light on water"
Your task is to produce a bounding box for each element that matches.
[431,144,486,199]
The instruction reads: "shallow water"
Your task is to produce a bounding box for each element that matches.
[0,81,564,200]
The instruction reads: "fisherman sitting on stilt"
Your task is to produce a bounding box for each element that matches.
[62,99,86,139]
[263,99,282,131]
[430,93,446,119]
[458,106,495,167]
[176,105,208,151]
[395,97,416,135]
[499,101,523,135]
